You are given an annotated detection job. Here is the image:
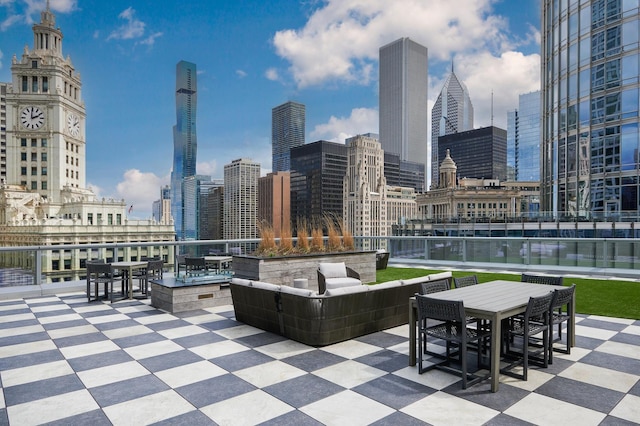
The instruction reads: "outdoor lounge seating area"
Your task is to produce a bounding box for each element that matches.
[1,288,639,425]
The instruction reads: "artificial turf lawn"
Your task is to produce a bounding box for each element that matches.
[375,267,640,320]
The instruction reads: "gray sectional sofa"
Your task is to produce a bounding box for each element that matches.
[229,271,452,346]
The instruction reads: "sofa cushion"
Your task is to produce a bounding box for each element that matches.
[427,271,453,282]
[280,285,314,297]
[231,278,252,286]
[324,285,369,296]
[369,280,403,290]
[250,281,281,291]
[325,277,362,290]
[400,275,431,286]
[319,262,347,279]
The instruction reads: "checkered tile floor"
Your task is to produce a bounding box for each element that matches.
[1,293,639,425]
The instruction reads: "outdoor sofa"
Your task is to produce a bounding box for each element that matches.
[229,271,452,346]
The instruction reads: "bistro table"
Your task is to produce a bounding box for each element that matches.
[408,279,576,392]
[111,261,148,299]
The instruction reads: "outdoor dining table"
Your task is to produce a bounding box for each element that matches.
[408,279,576,392]
[111,261,148,299]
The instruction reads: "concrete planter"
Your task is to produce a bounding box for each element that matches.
[232,251,376,292]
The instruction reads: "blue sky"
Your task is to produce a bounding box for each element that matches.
[1,0,541,219]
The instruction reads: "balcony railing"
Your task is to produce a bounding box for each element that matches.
[1,235,640,288]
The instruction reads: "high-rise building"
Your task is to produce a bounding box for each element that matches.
[541,1,640,219]
[438,126,507,181]
[0,3,174,276]
[202,185,224,241]
[343,134,416,250]
[171,60,198,241]
[152,185,172,225]
[272,101,305,172]
[507,91,541,181]
[379,37,428,189]
[258,171,291,238]
[223,158,260,240]
[290,141,348,230]
[182,174,211,241]
[431,67,474,187]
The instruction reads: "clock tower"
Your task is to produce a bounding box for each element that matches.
[5,0,86,204]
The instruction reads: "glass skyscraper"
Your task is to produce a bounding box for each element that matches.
[431,68,474,187]
[171,60,197,240]
[507,91,541,181]
[379,38,428,190]
[541,0,640,219]
[272,101,305,172]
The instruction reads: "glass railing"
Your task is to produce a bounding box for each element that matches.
[1,236,639,287]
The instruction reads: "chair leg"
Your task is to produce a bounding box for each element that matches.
[461,342,468,389]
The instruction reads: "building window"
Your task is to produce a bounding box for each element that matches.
[21,138,27,147]
[41,152,47,161]
[31,167,37,176]
[116,214,122,225]
[31,60,37,69]
[87,213,93,225]
[41,181,47,190]
[22,76,28,92]
[108,214,113,225]
[31,181,37,190]
[97,213,102,224]
[21,167,27,176]
[32,76,38,93]
[41,139,47,147]
[21,153,27,161]
[31,152,37,161]
[31,139,37,147]
[42,77,48,93]
[42,167,47,176]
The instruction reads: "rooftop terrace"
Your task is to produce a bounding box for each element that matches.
[1,279,639,425]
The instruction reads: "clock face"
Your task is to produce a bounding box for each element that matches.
[67,113,80,137]
[21,106,45,130]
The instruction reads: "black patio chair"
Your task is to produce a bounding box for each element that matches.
[521,273,564,286]
[453,275,479,288]
[415,295,491,389]
[86,261,125,303]
[502,291,554,381]
[548,284,576,363]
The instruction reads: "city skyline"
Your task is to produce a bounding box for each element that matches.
[0,0,541,218]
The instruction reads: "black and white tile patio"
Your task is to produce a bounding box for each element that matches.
[0,293,639,425]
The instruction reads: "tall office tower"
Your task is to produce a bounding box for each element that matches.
[1,83,7,183]
[223,158,260,240]
[438,126,507,181]
[290,141,348,231]
[272,101,305,172]
[507,91,541,181]
[152,185,172,225]
[431,67,474,187]
[171,60,197,241]
[202,186,224,240]
[182,174,211,241]
[542,1,640,219]
[379,38,429,190]
[258,171,291,238]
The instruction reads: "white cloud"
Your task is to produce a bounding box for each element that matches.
[236,69,247,78]
[108,7,146,41]
[196,160,218,176]
[265,67,280,81]
[272,0,518,88]
[453,50,541,129]
[115,169,169,218]
[311,107,379,143]
[139,31,163,46]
